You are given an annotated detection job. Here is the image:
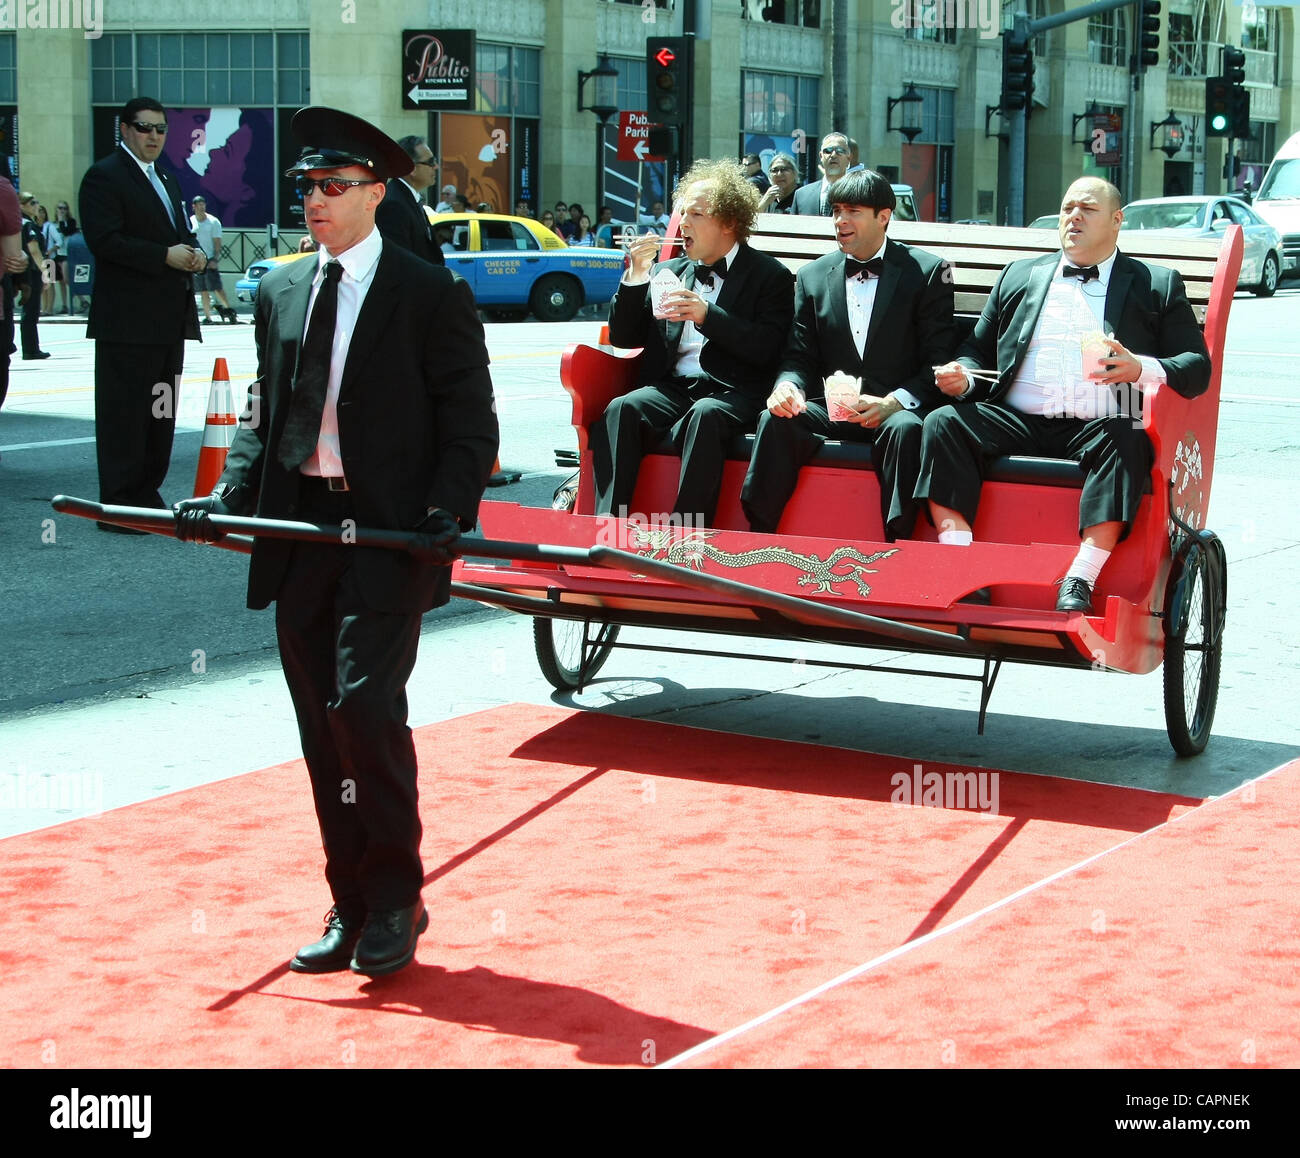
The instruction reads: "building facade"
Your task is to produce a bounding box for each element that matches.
[4,0,1297,260]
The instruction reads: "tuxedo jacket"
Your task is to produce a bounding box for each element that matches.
[78,145,201,343]
[375,180,444,266]
[957,250,1211,402]
[216,240,499,614]
[792,181,831,216]
[606,242,794,403]
[782,238,956,409]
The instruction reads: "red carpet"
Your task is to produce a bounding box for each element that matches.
[671,760,1300,1069]
[0,706,1209,1068]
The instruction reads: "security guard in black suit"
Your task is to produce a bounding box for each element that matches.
[173,107,499,978]
[79,97,207,524]
[374,134,444,266]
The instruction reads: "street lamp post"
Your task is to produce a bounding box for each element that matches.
[578,55,620,222]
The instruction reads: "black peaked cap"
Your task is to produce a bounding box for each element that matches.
[284,106,413,181]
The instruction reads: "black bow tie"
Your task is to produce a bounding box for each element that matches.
[1062,264,1100,283]
[845,256,884,280]
[693,258,727,288]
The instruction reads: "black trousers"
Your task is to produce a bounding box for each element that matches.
[740,402,925,541]
[589,379,762,526]
[915,402,1153,538]
[94,340,184,508]
[273,484,425,913]
[20,268,42,358]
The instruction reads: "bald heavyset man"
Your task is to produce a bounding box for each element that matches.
[915,176,1211,612]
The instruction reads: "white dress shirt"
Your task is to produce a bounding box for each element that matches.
[843,241,922,411]
[1004,250,1166,418]
[120,142,178,230]
[673,241,739,380]
[299,226,383,478]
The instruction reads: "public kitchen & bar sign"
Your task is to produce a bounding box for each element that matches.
[402,30,476,110]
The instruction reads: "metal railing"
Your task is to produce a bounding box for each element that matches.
[1169,39,1276,84]
[213,229,310,276]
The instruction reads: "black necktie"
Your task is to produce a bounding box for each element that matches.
[845,256,884,281]
[279,260,343,470]
[693,258,727,289]
[1063,264,1100,283]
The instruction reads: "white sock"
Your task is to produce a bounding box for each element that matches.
[938,529,973,546]
[1065,544,1110,586]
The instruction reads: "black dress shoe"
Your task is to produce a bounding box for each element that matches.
[1055,576,1094,613]
[23,351,51,360]
[290,905,366,974]
[350,900,428,977]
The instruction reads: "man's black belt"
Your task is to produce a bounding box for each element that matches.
[301,474,350,492]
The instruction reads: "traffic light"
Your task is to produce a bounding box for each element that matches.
[1205,76,1231,138]
[646,37,689,129]
[1230,85,1251,140]
[1136,1,1161,69]
[1223,45,1245,86]
[1000,31,1033,113]
[1223,46,1250,140]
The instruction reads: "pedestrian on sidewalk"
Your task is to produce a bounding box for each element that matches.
[18,192,48,360]
[189,197,238,323]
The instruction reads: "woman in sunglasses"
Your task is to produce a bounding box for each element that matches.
[757,152,800,214]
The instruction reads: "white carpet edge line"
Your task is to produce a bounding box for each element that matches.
[656,759,1294,1069]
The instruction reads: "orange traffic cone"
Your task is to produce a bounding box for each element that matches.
[193,357,237,497]
[487,455,521,487]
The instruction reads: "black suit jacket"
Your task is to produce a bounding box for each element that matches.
[374,180,444,266]
[957,250,1211,402]
[606,242,794,403]
[792,181,831,216]
[216,240,499,614]
[782,239,956,409]
[78,145,201,343]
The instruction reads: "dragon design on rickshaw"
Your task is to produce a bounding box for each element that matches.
[626,526,897,597]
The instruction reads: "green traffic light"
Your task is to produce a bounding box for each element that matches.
[1210,113,1228,132]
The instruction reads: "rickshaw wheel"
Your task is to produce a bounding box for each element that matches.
[533,618,621,691]
[1163,538,1226,757]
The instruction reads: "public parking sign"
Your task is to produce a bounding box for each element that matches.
[617,110,665,163]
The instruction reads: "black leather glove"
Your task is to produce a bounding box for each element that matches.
[172,494,232,542]
[409,508,462,565]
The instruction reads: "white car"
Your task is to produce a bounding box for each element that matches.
[1120,195,1285,297]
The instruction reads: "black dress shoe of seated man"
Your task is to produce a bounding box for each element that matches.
[290,904,366,974]
[350,900,429,977]
[1055,576,1094,614]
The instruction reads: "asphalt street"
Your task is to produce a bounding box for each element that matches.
[2,286,1298,838]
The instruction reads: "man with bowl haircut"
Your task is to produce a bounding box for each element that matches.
[590,158,794,527]
[172,107,499,978]
[741,170,956,541]
[916,176,1210,612]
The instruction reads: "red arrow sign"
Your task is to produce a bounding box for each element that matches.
[654,47,676,68]
[617,110,665,162]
